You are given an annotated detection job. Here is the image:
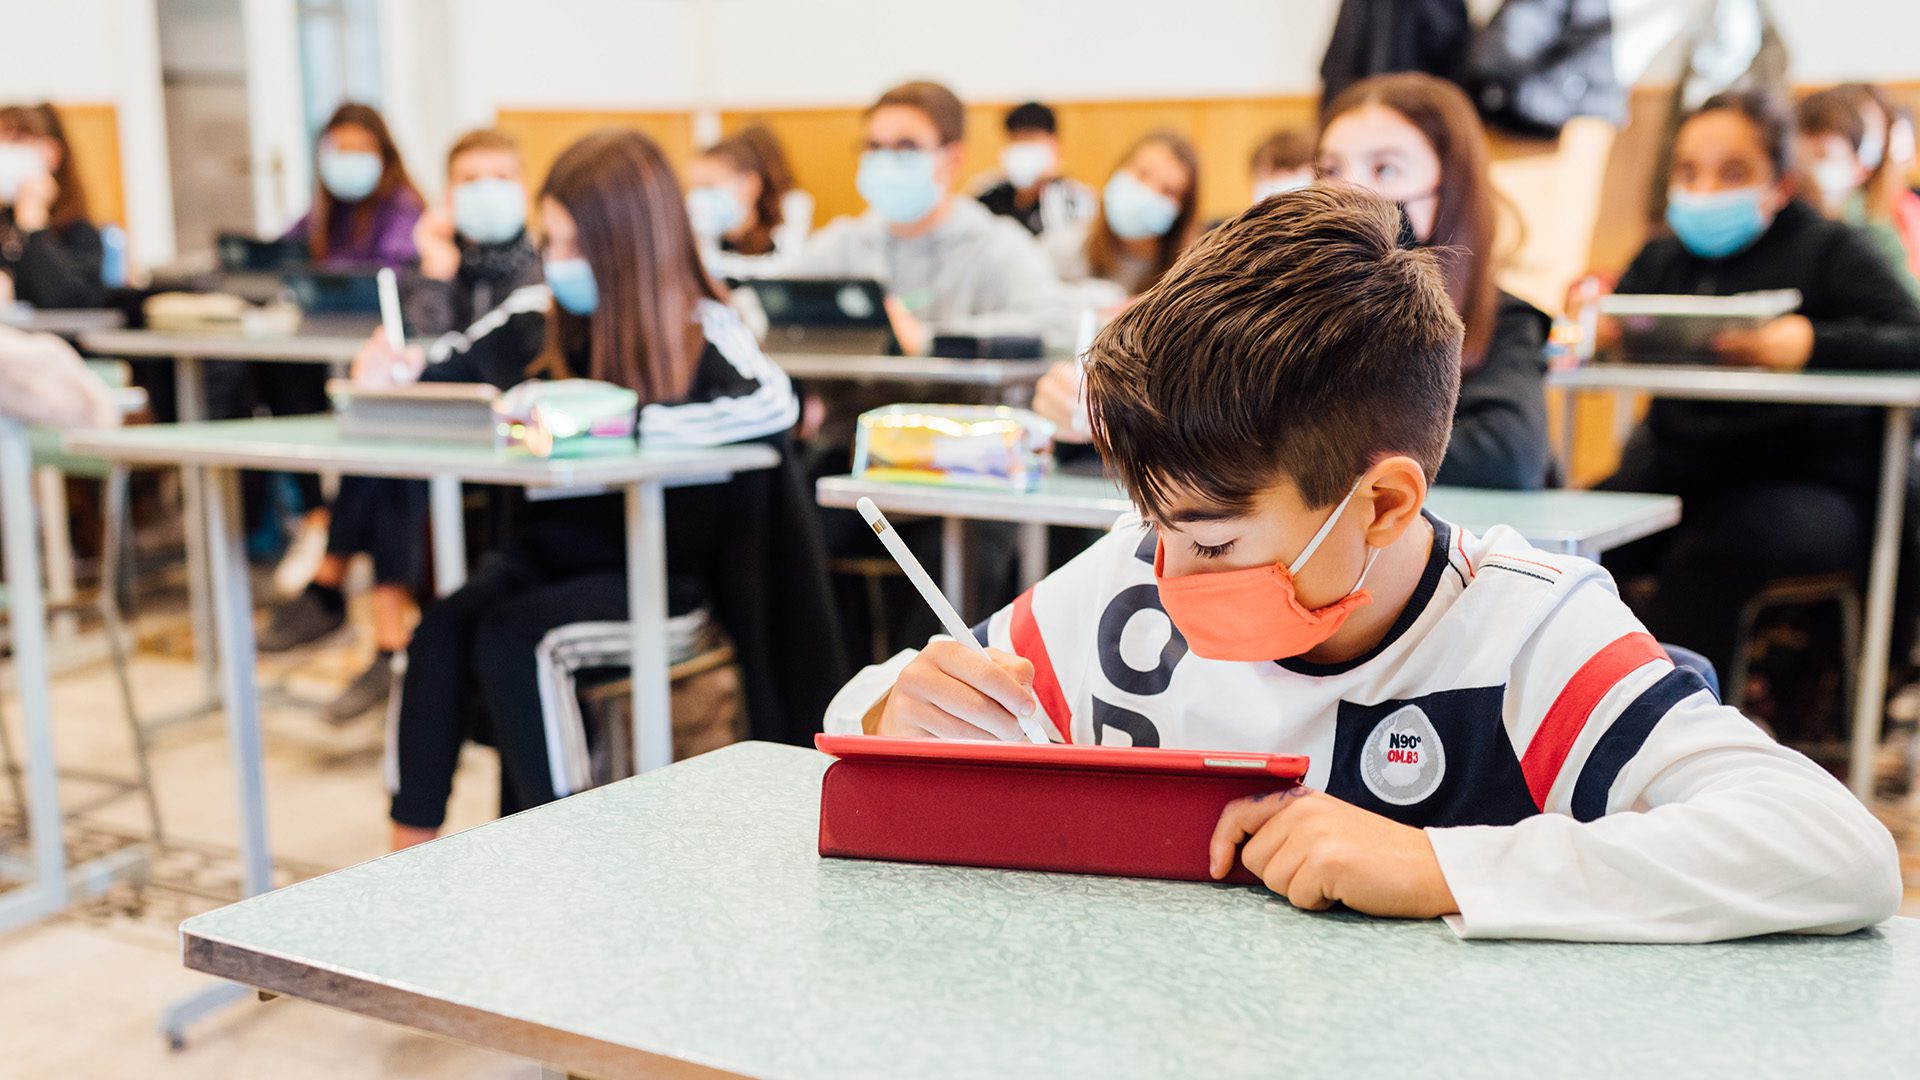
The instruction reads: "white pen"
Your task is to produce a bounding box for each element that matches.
[856,497,1051,744]
[376,266,406,352]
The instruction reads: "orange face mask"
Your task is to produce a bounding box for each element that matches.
[1153,481,1379,662]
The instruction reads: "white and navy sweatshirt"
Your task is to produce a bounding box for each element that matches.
[825,513,1902,943]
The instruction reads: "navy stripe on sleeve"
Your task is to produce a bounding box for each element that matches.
[1569,668,1711,822]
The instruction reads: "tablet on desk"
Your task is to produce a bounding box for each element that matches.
[328,379,499,445]
[1600,289,1801,363]
[733,278,897,355]
[816,733,1307,883]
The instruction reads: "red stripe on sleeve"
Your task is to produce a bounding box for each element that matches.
[1009,588,1072,742]
[1520,632,1668,810]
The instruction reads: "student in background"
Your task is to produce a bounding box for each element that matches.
[258,128,543,722]
[975,101,1097,237]
[1041,73,1552,491]
[793,81,1068,355]
[1593,90,1920,681]
[267,102,426,589]
[1043,130,1200,312]
[825,185,1899,943]
[1249,128,1317,203]
[356,129,825,849]
[0,103,104,309]
[1882,105,1920,280]
[282,102,424,270]
[1795,86,1919,297]
[686,124,811,277]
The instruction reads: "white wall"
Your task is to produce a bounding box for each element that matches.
[0,0,175,267]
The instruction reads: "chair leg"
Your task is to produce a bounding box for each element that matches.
[0,698,28,834]
[862,571,889,666]
[1727,596,1765,712]
[100,466,164,847]
[1838,585,1864,751]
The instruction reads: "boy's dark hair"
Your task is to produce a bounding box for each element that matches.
[1250,128,1315,173]
[1005,102,1057,135]
[871,81,966,145]
[1085,184,1463,516]
[1691,90,1796,181]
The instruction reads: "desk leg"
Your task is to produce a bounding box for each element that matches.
[427,475,466,598]
[1017,522,1048,590]
[1558,388,1578,481]
[160,465,273,1046]
[626,482,672,773]
[0,420,69,932]
[942,517,968,621]
[1849,407,1911,799]
[174,355,220,702]
[35,465,77,645]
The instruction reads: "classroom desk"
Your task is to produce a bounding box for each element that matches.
[1549,363,1920,800]
[0,306,126,336]
[67,415,778,1044]
[78,318,383,710]
[815,472,1682,616]
[770,352,1054,390]
[180,741,1920,1080]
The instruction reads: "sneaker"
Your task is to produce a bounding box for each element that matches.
[274,515,330,597]
[325,653,395,723]
[257,590,346,653]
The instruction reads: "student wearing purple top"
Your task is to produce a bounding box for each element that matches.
[234,103,423,574]
[281,102,424,268]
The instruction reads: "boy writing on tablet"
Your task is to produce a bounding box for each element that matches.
[822,185,1901,943]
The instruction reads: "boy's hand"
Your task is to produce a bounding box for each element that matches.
[870,641,1037,741]
[414,209,462,282]
[1713,314,1813,371]
[1032,361,1091,444]
[883,296,927,356]
[1209,788,1458,919]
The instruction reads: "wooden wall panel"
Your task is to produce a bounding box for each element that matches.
[719,108,868,222]
[49,103,125,229]
[494,108,697,197]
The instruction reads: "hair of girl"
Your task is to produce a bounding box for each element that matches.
[308,101,420,264]
[1321,73,1501,370]
[531,127,726,402]
[1085,129,1201,294]
[0,103,90,229]
[701,125,791,257]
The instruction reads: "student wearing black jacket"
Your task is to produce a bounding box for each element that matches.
[1595,91,1920,678]
[351,130,839,850]
[0,104,103,309]
[260,129,544,722]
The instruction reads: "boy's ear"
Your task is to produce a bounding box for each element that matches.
[1360,455,1428,548]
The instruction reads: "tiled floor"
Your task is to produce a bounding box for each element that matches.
[4,594,1919,1078]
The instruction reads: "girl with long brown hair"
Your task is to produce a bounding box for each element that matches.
[685,123,813,273]
[281,101,423,269]
[0,103,104,308]
[1043,130,1201,308]
[354,128,808,850]
[1317,71,1551,490]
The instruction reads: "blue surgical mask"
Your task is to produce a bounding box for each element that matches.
[544,257,599,316]
[857,149,943,225]
[319,149,383,202]
[0,143,44,204]
[686,184,747,239]
[1102,170,1181,241]
[451,178,527,245]
[1665,186,1771,260]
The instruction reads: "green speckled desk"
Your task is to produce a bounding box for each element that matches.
[182,742,1918,1079]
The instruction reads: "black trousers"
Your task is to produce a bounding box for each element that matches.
[389,548,629,829]
[1600,433,1870,680]
[326,475,428,588]
[206,360,332,525]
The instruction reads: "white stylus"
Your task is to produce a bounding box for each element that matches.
[856,497,1051,744]
[376,266,405,351]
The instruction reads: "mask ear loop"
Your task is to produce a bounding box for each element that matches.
[1286,478,1365,576]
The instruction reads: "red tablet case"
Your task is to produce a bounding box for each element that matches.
[815,734,1308,884]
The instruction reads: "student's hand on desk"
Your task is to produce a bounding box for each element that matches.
[414,210,462,282]
[884,296,928,356]
[1032,361,1092,444]
[1209,788,1458,919]
[12,171,55,232]
[1713,314,1814,371]
[867,641,1036,740]
[350,330,426,387]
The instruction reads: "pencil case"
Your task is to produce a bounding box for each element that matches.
[852,404,1054,491]
[493,379,639,458]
